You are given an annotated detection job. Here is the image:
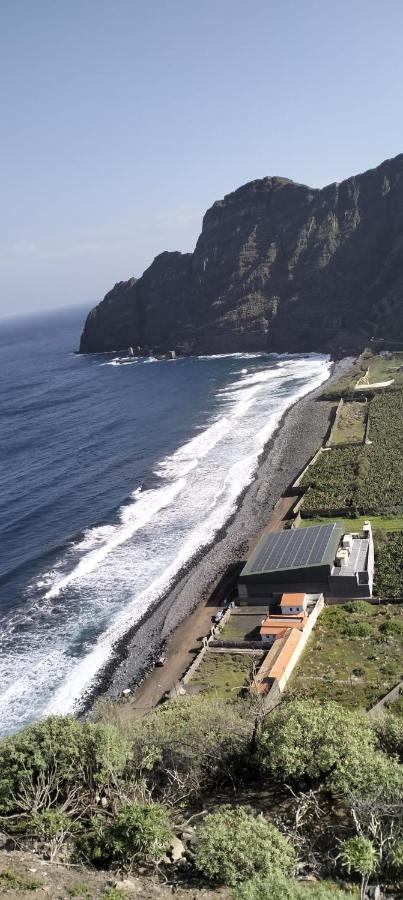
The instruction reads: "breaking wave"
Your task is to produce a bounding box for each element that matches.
[0,352,331,735]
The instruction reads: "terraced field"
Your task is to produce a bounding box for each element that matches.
[288,602,403,712]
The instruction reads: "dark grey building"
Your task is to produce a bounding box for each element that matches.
[238,522,374,603]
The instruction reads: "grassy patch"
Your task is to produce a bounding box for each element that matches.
[298,515,403,532]
[190,651,262,699]
[68,885,93,898]
[288,602,403,712]
[330,401,367,445]
[367,351,403,386]
[0,869,44,890]
[321,353,372,399]
[219,613,263,642]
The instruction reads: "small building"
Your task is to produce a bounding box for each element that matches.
[260,611,306,645]
[239,522,374,603]
[279,592,307,615]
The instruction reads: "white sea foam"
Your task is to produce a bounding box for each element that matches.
[0,353,331,734]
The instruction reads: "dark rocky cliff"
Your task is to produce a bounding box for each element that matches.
[80,153,403,356]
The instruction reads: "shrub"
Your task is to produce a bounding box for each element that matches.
[341,621,373,638]
[194,805,295,886]
[232,872,297,899]
[258,700,403,800]
[127,696,254,800]
[342,601,374,615]
[76,803,171,870]
[102,891,127,900]
[28,809,78,860]
[339,836,378,877]
[374,713,403,761]
[0,716,129,815]
[379,619,403,637]
[386,838,403,875]
[233,877,357,899]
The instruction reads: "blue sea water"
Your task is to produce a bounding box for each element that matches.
[0,307,331,735]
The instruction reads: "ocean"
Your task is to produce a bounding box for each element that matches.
[0,306,331,736]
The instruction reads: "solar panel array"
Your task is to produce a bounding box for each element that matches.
[248,523,338,574]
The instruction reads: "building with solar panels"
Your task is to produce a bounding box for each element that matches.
[238,521,374,603]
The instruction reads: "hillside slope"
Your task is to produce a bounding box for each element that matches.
[80,153,403,356]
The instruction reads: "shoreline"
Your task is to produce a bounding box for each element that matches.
[81,356,353,716]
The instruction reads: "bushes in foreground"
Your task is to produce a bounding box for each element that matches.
[232,876,358,899]
[194,805,295,886]
[0,699,401,891]
[77,803,172,869]
[0,715,129,815]
[258,699,403,801]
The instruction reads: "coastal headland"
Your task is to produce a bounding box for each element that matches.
[85,356,354,714]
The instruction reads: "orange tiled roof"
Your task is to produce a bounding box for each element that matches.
[260,614,306,635]
[269,629,303,679]
[280,592,305,605]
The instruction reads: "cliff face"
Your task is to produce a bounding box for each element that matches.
[80,154,403,356]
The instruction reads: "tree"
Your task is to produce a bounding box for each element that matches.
[339,836,377,900]
[194,805,295,886]
[258,700,403,800]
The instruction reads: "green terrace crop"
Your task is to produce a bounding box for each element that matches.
[300,389,403,516]
[300,447,361,513]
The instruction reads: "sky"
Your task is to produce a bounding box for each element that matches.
[1,0,403,319]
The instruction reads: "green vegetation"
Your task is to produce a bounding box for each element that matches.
[288,603,403,711]
[0,714,129,815]
[67,885,92,898]
[258,699,403,801]
[367,351,403,386]
[233,877,358,899]
[0,869,44,890]
[194,805,295,885]
[102,890,126,900]
[321,353,372,399]
[374,531,403,597]
[77,803,171,870]
[298,514,403,532]
[300,447,361,512]
[220,613,261,642]
[189,651,262,698]
[301,389,403,516]
[330,401,367,446]
[354,390,403,512]
[339,837,378,877]
[0,694,401,893]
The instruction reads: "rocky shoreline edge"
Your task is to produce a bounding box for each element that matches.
[80,356,353,718]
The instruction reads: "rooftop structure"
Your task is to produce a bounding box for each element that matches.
[241,523,342,583]
[239,522,374,602]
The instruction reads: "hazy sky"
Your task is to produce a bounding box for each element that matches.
[1,0,403,319]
